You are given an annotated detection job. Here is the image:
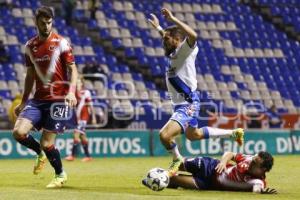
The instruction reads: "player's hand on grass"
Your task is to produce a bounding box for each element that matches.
[161,8,176,22]
[14,103,26,116]
[215,161,227,174]
[148,13,160,29]
[261,187,277,194]
[65,92,77,107]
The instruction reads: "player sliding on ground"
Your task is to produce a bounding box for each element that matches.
[12,6,78,188]
[65,75,96,162]
[144,151,277,194]
[148,8,244,177]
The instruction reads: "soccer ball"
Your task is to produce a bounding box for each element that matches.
[146,168,170,191]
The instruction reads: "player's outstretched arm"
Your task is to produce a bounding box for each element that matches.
[161,8,197,47]
[215,151,236,174]
[148,13,165,37]
[65,63,78,107]
[14,66,35,116]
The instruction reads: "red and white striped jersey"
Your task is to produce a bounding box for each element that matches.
[76,89,93,121]
[24,32,75,100]
[215,154,266,191]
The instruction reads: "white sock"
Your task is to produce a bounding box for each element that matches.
[203,126,233,139]
[168,143,182,160]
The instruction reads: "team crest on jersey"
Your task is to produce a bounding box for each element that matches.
[32,46,38,52]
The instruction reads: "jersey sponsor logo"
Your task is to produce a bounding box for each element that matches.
[35,55,50,62]
[49,45,56,51]
[51,38,60,42]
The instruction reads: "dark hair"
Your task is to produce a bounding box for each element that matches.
[35,6,54,20]
[258,151,274,171]
[164,25,186,41]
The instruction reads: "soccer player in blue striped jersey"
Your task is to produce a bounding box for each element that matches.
[147,8,244,177]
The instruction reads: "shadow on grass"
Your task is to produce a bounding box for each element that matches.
[59,186,181,196]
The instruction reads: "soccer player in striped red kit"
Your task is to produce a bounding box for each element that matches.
[12,6,78,188]
[166,151,277,194]
[65,75,96,162]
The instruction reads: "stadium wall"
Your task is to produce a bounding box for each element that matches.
[0,130,300,159]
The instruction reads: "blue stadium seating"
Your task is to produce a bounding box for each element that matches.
[0,0,300,115]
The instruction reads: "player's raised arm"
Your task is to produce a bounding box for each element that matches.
[65,63,78,107]
[161,8,197,47]
[215,151,236,174]
[148,13,165,37]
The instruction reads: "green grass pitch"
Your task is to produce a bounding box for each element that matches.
[0,155,299,200]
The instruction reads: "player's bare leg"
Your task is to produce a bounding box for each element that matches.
[159,120,183,176]
[168,175,199,190]
[186,126,244,146]
[41,131,67,188]
[13,118,46,175]
[80,133,92,162]
[65,131,81,161]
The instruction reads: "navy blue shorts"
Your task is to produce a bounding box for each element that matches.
[184,156,219,189]
[19,99,73,133]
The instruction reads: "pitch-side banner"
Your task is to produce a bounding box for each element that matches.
[0,130,300,158]
[152,130,300,156]
[0,130,150,159]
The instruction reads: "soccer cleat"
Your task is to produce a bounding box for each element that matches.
[46,171,67,188]
[81,157,92,162]
[142,178,151,189]
[33,151,47,175]
[65,155,75,161]
[168,157,183,177]
[231,128,244,146]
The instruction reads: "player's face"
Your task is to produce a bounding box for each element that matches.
[249,156,266,178]
[162,31,179,57]
[36,17,53,38]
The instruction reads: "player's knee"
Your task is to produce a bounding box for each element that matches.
[159,129,171,143]
[80,134,87,141]
[40,141,54,150]
[186,131,194,141]
[12,128,27,140]
[186,128,203,141]
[73,133,80,140]
[186,130,197,141]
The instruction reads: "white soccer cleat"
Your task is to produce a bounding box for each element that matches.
[46,171,67,188]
